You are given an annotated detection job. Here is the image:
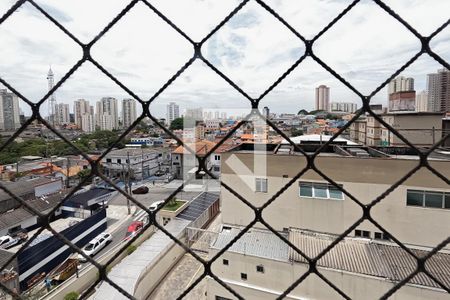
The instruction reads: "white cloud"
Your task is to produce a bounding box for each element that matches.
[0,0,448,117]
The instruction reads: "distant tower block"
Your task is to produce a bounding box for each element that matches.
[47,67,57,126]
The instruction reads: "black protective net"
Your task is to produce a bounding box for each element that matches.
[0,0,449,299]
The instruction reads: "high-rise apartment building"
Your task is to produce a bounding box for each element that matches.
[96,97,119,130]
[0,89,21,131]
[388,76,414,94]
[100,114,114,131]
[415,91,428,112]
[122,98,137,129]
[81,114,94,133]
[166,102,179,125]
[329,102,357,113]
[74,99,91,129]
[185,108,203,121]
[55,103,70,125]
[388,76,415,112]
[427,69,450,112]
[315,85,330,111]
[263,106,270,118]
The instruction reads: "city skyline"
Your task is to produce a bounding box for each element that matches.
[0,0,449,117]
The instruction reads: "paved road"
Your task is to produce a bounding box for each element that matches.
[79,183,201,268]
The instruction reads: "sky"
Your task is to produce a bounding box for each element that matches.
[0,0,449,119]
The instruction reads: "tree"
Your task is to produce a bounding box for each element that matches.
[77,169,92,183]
[169,117,184,130]
[291,129,303,137]
[297,109,308,115]
[309,109,326,115]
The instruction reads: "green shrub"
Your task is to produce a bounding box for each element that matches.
[127,245,137,255]
[64,291,79,300]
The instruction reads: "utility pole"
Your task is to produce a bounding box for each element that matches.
[126,152,131,214]
[66,157,70,188]
[141,147,144,181]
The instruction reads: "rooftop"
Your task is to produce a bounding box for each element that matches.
[103,148,163,157]
[212,226,450,290]
[211,227,289,262]
[0,192,64,232]
[226,142,450,161]
[63,187,114,207]
[177,192,219,221]
[281,134,358,146]
[288,228,450,290]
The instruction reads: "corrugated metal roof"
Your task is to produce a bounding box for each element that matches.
[288,229,450,290]
[211,228,289,262]
[0,193,63,231]
[177,192,219,221]
[0,178,56,202]
[63,188,113,207]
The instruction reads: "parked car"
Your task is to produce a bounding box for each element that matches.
[132,186,149,195]
[0,232,28,249]
[125,221,144,240]
[149,200,165,212]
[78,232,112,262]
[154,170,165,177]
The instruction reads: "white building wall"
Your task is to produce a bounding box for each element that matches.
[207,250,449,300]
[220,153,450,249]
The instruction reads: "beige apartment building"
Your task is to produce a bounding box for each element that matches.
[220,146,450,248]
[208,227,450,300]
[381,112,443,146]
[207,143,450,299]
[365,115,382,146]
[348,118,366,144]
[349,112,444,147]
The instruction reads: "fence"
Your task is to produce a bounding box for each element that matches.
[0,0,449,299]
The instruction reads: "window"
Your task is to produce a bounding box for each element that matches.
[255,178,268,193]
[299,182,344,200]
[241,273,247,280]
[106,158,111,163]
[406,190,423,206]
[299,182,313,197]
[355,230,370,238]
[222,259,229,266]
[213,166,220,172]
[424,192,442,208]
[117,159,121,164]
[406,189,449,209]
[214,155,221,161]
[375,232,390,240]
[256,265,264,273]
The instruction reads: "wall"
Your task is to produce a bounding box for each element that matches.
[208,250,450,300]
[134,238,186,299]
[220,153,450,249]
[0,215,38,237]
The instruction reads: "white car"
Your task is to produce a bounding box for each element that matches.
[149,200,165,212]
[78,232,112,262]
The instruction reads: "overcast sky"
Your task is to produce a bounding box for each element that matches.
[0,0,449,118]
